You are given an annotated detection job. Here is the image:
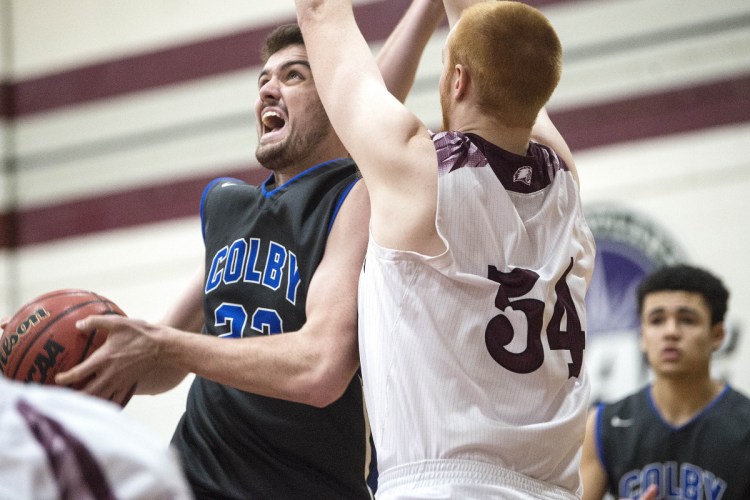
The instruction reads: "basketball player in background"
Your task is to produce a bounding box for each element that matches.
[295,0,595,497]
[581,264,750,500]
[52,2,445,498]
[0,376,192,499]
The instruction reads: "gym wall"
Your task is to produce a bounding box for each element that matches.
[1,0,748,442]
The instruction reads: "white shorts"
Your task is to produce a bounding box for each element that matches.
[376,459,580,500]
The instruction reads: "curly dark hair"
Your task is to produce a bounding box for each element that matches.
[260,23,305,63]
[637,264,729,325]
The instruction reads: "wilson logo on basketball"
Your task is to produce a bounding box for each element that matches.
[0,308,51,375]
[24,338,65,383]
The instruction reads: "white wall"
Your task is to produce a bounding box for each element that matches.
[2,0,749,443]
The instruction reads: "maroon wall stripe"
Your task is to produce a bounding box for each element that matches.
[3,0,562,117]
[0,81,10,117]
[5,0,409,117]
[14,165,268,247]
[6,72,749,249]
[0,212,15,248]
[555,73,750,151]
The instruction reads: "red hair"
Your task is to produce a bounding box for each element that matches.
[447,1,562,127]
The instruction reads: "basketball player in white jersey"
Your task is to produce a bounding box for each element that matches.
[0,376,192,499]
[296,0,596,498]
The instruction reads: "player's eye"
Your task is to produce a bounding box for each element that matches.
[647,316,665,326]
[679,316,698,325]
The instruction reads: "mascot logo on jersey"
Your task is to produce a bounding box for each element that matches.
[513,166,533,186]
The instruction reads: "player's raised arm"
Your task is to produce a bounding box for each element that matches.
[443,0,476,27]
[296,0,441,254]
[377,0,444,103]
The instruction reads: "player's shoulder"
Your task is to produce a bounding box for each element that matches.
[600,387,650,422]
[723,385,750,413]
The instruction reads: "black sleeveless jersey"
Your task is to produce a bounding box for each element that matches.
[597,385,750,500]
[170,159,372,499]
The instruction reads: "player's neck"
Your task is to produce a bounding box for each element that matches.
[651,376,725,426]
[451,108,531,156]
[272,142,348,186]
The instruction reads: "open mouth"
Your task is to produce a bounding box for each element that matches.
[262,110,286,136]
[661,347,681,361]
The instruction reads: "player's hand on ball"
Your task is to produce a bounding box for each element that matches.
[55,315,163,404]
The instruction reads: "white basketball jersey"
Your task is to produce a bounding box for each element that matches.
[0,377,193,499]
[359,131,596,496]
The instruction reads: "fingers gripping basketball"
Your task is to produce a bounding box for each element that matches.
[0,289,132,406]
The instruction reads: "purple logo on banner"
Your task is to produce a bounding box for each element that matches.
[583,204,687,403]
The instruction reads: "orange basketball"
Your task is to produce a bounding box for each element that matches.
[0,288,131,406]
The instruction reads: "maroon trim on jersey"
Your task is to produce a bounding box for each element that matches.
[433,130,564,194]
[17,399,116,500]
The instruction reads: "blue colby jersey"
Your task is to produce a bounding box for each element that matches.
[170,158,373,499]
[596,385,750,500]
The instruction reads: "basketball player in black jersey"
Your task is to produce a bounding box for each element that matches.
[55,2,446,498]
[581,264,750,500]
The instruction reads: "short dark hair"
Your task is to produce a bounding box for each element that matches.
[637,264,729,325]
[260,23,305,63]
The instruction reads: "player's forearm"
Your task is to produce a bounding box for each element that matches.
[443,0,479,27]
[157,325,357,407]
[134,364,190,395]
[377,0,444,103]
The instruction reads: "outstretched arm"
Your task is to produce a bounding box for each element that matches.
[57,183,369,407]
[377,0,445,103]
[297,0,441,255]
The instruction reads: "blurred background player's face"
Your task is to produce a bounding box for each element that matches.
[254,44,333,172]
[640,291,723,379]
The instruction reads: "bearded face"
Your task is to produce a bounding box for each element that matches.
[254,45,335,174]
[255,97,332,173]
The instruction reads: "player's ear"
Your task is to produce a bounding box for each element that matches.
[710,322,725,352]
[454,64,469,101]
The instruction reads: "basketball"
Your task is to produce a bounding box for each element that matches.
[0,288,131,406]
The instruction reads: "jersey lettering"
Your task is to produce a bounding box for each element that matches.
[262,242,286,290]
[215,303,248,339]
[213,303,283,338]
[619,462,727,500]
[484,257,585,377]
[225,239,247,284]
[243,238,262,283]
[286,252,301,305]
[205,239,300,304]
[251,308,283,335]
[546,258,585,377]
